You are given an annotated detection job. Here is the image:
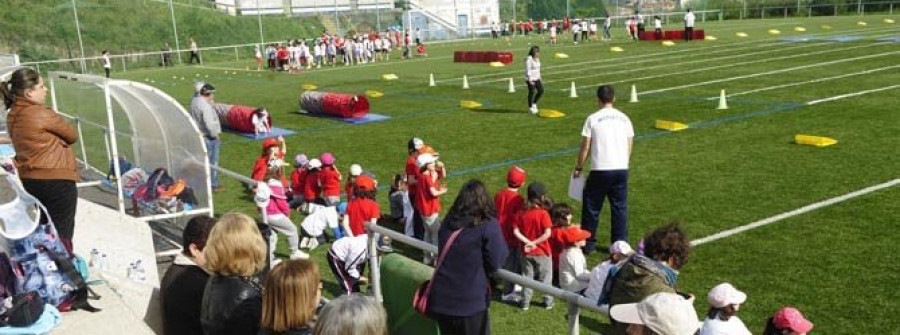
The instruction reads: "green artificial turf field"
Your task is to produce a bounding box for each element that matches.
[104,14,898,334]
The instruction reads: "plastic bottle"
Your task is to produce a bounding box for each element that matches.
[127,262,135,280]
[135,260,146,282]
[89,249,100,268]
[101,254,109,271]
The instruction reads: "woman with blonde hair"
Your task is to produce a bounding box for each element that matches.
[314,294,387,335]
[201,212,268,335]
[260,259,322,335]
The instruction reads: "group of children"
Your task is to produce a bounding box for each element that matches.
[492,165,635,311]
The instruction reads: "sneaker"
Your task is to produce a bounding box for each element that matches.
[544,298,555,310]
[519,300,530,311]
[307,238,319,250]
[501,292,521,304]
[290,250,310,260]
[529,105,538,114]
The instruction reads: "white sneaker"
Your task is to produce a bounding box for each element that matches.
[290,250,310,260]
[502,292,521,303]
[307,238,319,250]
[530,105,538,114]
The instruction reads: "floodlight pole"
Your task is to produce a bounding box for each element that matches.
[169,0,183,64]
[71,0,87,73]
[258,0,265,45]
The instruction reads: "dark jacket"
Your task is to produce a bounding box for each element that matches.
[201,275,263,335]
[160,255,209,335]
[427,217,508,317]
[7,99,79,181]
[258,327,313,335]
[607,253,678,334]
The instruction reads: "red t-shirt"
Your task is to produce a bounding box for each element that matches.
[415,171,441,216]
[494,188,524,248]
[516,207,552,256]
[549,226,570,271]
[251,157,268,181]
[347,198,381,236]
[290,167,307,197]
[345,177,356,201]
[405,154,419,197]
[320,167,342,197]
[277,48,289,60]
[303,170,321,201]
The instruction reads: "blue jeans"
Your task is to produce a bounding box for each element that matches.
[204,137,220,188]
[580,170,628,253]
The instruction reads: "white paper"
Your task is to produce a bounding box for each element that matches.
[568,175,586,202]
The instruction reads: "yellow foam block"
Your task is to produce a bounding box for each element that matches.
[821,24,832,30]
[489,61,506,67]
[365,90,384,98]
[460,100,483,109]
[768,29,782,35]
[795,134,837,148]
[705,35,718,41]
[301,84,318,90]
[382,74,399,80]
[655,120,689,132]
[857,21,868,26]
[554,53,570,59]
[736,32,748,37]
[794,27,807,32]
[661,40,677,47]
[884,19,895,24]
[538,109,566,118]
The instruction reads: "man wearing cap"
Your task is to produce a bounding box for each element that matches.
[574,84,634,254]
[610,292,701,335]
[190,83,223,192]
[700,283,751,335]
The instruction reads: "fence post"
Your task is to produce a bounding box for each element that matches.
[568,302,580,335]
[834,5,838,16]
[235,46,239,62]
[784,7,788,19]
[121,56,127,72]
[75,118,89,170]
[891,3,893,14]
[808,7,812,17]
[367,229,383,303]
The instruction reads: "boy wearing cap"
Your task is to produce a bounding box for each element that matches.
[513,182,555,310]
[610,292,701,335]
[342,175,381,237]
[416,153,448,264]
[763,307,813,335]
[700,283,751,335]
[495,166,527,301]
[584,240,634,307]
[300,202,346,249]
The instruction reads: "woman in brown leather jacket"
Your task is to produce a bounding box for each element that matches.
[2,68,79,252]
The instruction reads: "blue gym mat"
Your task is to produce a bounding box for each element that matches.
[298,113,392,125]
[227,127,297,140]
[877,36,900,43]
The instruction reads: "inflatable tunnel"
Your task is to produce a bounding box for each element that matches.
[379,253,439,335]
[299,91,370,119]
[214,104,272,134]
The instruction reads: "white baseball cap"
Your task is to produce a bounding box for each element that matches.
[707,283,747,309]
[610,293,701,335]
[308,158,322,169]
[349,164,363,177]
[417,153,437,168]
[610,240,634,256]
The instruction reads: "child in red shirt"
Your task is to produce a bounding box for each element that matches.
[342,175,381,237]
[319,152,342,206]
[513,181,554,310]
[289,153,308,208]
[251,137,286,182]
[549,203,575,284]
[496,166,527,302]
[303,158,323,206]
[345,164,362,202]
[405,137,424,238]
[415,153,448,264]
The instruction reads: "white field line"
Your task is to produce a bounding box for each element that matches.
[704,64,900,100]
[691,179,900,246]
[463,26,899,85]
[638,48,899,95]
[806,84,900,105]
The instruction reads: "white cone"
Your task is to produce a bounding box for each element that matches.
[569,82,578,98]
[717,89,729,109]
[508,78,516,93]
[429,73,436,87]
[462,75,470,89]
[630,85,639,103]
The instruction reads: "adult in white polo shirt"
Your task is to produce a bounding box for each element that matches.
[684,9,696,41]
[574,85,634,254]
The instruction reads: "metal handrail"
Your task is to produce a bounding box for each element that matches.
[365,223,604,335]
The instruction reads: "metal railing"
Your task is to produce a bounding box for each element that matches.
[365,223,604,335]
[716,1,898,20]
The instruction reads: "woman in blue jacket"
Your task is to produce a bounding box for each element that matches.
[427,180,508,335]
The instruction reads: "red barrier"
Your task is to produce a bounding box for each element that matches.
[453,51,514,63]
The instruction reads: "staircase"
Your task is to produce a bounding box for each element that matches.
[408,0,459,34]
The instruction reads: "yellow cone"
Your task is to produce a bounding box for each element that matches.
[717,89,728,110]
[821,24,832,30]
[489,61,505,67]
[795,134,838,147]
[462,75,470,89]
[884,19,895,24]
[655,120,689,132]
[768,29,782,35]
[382,74,399,80]
[705,35,718,41]
[857,21,868,26]
[736,32,749,37]
[630,85,639,103]
[554,53,570,59]
[301,84,318,90]
[794,27,807,32]
[460,100,482,109]
[610,46,625,52]
[429,73,436,87]
[365,90,384,98]
[662,40,676,46]
[538,109,566,118]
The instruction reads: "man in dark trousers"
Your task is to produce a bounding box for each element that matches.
[574,85,634,254]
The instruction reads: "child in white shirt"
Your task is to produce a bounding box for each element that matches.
[554,205,592,293]
[584,240,634,312]
[300,202,346,250]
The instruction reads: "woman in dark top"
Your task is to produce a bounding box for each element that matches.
[427,180,508,335]
[160,216,217,335]
[201,213,268,335]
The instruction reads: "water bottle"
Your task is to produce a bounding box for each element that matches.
[127,263,135,280]
[89,249,99,268]
[135,260,146,282]
[101,254,109,271]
